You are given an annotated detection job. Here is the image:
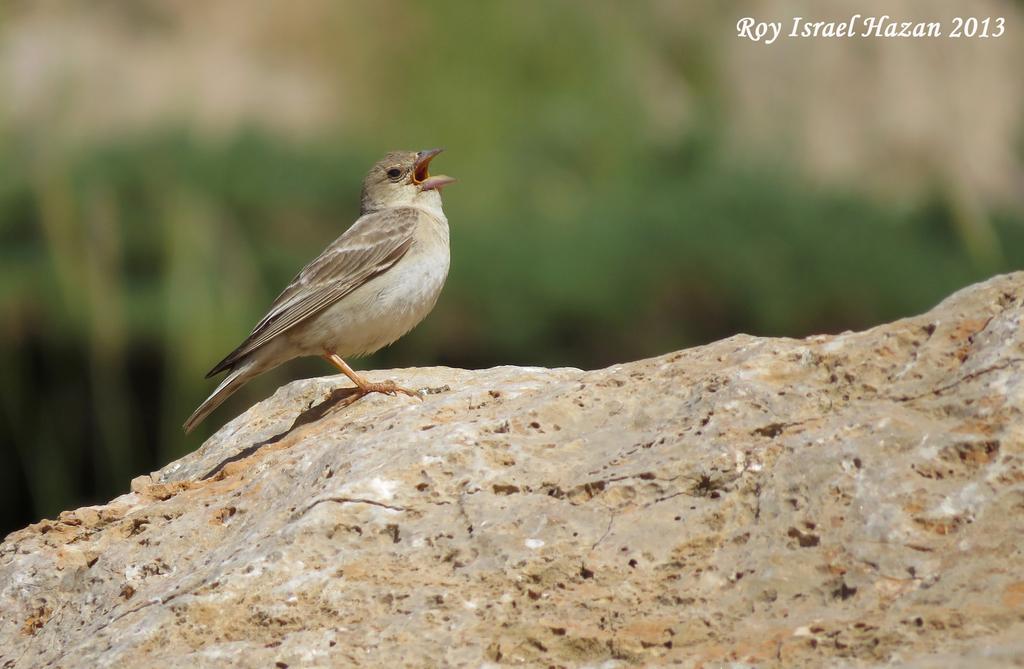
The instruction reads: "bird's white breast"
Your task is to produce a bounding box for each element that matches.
[296,207,450,358]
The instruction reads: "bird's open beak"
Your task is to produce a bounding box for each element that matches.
[412,148,456,191]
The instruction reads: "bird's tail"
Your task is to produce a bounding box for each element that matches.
[183,360,256,434]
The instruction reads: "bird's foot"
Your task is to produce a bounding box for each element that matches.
[357,379,423,399]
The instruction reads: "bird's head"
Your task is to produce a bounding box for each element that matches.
[361,148,455,214]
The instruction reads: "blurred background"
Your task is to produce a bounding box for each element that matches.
[1,0,1022,536]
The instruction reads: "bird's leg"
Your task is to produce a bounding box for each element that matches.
[323,353,421,398]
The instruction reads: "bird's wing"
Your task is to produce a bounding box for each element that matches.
[206,207,420,377]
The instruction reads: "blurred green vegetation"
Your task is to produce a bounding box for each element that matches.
[0,1,1021,535]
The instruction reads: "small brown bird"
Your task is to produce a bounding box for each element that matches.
[184,149,455,434]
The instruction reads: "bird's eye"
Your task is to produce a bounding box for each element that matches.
[386,167,402,180]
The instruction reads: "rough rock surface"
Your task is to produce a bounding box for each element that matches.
[4,274,1024,668]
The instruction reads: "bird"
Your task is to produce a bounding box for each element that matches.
[183,148,455,434]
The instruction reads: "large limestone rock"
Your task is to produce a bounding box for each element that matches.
[3,274,1024,668]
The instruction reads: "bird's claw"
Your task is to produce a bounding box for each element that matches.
[359,380,422,400]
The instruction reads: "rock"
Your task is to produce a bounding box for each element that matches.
[3,273,1024,668]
